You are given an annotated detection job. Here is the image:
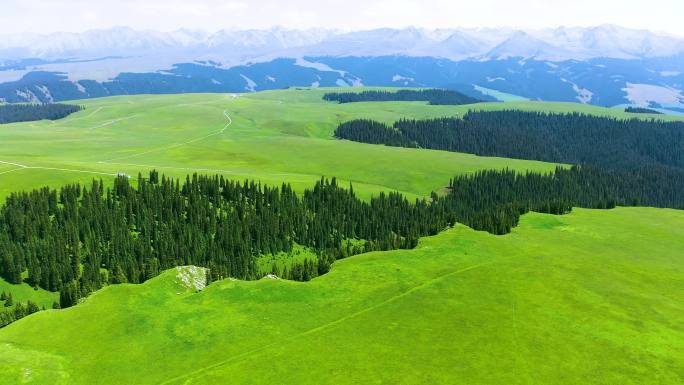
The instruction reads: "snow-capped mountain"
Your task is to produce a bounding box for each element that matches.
[416,30,489,60]
[484,31,562,60]
[206,28,335,52]
[532,25,684,60]
[2,25,684,111]
[0,27,195,58]
[0,27,335,62]
[2,25,683,63]
[295,27,440,57]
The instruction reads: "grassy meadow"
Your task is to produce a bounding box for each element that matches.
[2,87,678,202]
[0,207,682,384]
[0,88,682,384]
[0,279,58,311]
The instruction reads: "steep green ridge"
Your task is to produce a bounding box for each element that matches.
[0,207,682,385]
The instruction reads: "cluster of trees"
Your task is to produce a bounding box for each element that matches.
[335,111,684,172]
[1,163,682,313]
[0,292,44,328]
[0,291,12,307]
[269,259,320,282]
[336,111,684,233]
[0,108,680,328]
[336,119,415,147]
[444,165,684,234]
[625,107,662,114]
[0,172,454,308]
[323,89,481,105]
[2,109,683,317]
[0,103,83,124]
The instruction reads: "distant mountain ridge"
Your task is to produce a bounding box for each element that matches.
[2,55,683,112]
[1,25,683,112]
[1,25,683,63]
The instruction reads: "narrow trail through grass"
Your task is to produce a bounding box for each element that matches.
[3,89,638,201]
[0,208,681,385]
[1,99,237,182]
[99,108,234,163]
[0,159,119,178]
[158,262,492,385]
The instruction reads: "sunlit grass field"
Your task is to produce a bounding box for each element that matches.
[0,89,682,384]
[0,279,58,311]
[4,87,676,202]
[0,208,682,385]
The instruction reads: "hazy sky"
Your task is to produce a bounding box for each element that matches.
[4,0,684,35]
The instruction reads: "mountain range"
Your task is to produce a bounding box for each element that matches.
[1,25,683,111]
[2,25,683,62]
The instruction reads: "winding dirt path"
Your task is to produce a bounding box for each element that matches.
[99,109,233,163]
[0,160,118,177]
[1,98,238,181]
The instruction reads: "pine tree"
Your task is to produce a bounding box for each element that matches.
[4,293,12,307]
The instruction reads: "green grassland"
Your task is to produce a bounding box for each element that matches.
[0,207,681,385]
[0,279,58,310]
[0,89,682,384]
[255,244,318,276]
[1,88,679,202]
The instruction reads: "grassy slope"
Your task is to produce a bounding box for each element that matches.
[255,244,318,276]
[2,88,678,202]
[0,89,682,384]
[0,207,682,385]
[0,279,58,310]
[0,88,561,315]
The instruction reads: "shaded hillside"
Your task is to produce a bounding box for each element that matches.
[323,89,482,105]
[335,111,684,171]
[2,55,684,110]
[0,103,82,124]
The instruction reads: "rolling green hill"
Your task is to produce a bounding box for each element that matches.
[1,88,678,202]
[0,89,682,384]
[0,207,682,385]
[0,279,58,311]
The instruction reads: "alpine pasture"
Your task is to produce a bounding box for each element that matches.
[0,88,682,385]
[5,87,674,202]
[0,208,682,384]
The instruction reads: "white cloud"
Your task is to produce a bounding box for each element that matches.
[222,2,248,10]
[83,11,99,22]
[0,0,683,36]
[282,10,318,25]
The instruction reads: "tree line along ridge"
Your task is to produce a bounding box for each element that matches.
[1,110,683,326]
[1,162,682,324]
[323,89,482,105]
[0,103,84,124]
